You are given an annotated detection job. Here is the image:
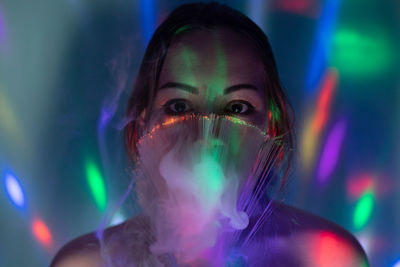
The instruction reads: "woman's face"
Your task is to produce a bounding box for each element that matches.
[150,27,269,130]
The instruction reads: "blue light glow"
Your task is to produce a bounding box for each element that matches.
[140,0,156,46]
[305,0,340,93]
[393,259,400,267]
[3,171,25,208]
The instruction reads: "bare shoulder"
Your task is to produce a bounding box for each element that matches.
[49,221,128,267]
[271,201,369,267]
[50,214,151,267]
[50,230,104,267]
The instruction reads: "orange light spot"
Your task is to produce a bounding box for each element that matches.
[311,69,338,134]
[32,218,52,246]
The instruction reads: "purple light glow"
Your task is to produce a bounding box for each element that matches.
[0,5,5,46]
[317,119,347,184]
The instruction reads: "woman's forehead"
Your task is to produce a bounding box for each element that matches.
[159,28,264,89]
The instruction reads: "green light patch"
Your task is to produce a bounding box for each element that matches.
[330,27,394,77]
[353,189,374,230]
[85,159,107,212]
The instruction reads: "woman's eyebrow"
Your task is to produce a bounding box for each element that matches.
[158,82,199,94]
[224,84,259,94]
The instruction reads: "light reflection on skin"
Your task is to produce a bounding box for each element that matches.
[151,27,268,130]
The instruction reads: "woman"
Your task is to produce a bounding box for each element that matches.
[51,3,368,266]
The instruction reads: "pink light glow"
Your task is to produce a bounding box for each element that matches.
[317,119,347,184]
[273,0,320,18]
[0,4,5,47]
[346,174,374,199]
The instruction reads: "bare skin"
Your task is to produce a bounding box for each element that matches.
[51,28,368,266]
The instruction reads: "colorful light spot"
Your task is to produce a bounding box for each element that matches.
[85,160,107,211]
[301,118,318,171]
[353,190,374,230]
[140,0,156,46]
[273,0,319,17]
[347,173,374,199]
[301,69,338,172]
[0,5,4,45]
[110,211,126,226]
[311,69,338,134]
[3,171,25,208]
[316,119,347,184]
[393,259,400,267]
[330,27,394,77]
[315,231,352,266]
[32,218,52,246]
[355,232,372,258]
[194,153,224,193]
[0,90,24,140]
[305,0,340,92]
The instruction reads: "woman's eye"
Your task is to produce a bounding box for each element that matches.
[225,100,254,115]
[163,99,192,115]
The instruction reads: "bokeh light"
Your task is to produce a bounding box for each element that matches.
[0,3,5,46]
[347,173,374,199]
[301,69,338,172]
[311,69,338,134]
[0,90,24,141]
[353,189,374,230]
[85,159,107,212]
[330,27,394,77]
[305,0,340,92]
[32,218,52,247]
[3,171,25,208]
[273,0,319,17]
[316,119,347,184]
[110,210,127,226]
[140,0,156,45]
[393,259,400,267]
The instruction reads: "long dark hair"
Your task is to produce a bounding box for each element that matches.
[124,2,294,186]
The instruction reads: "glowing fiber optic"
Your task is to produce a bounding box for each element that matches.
[353,190,374,230]
[85,159,107,211]
[32,218,52,246]
[4,171,25,208]
[317,119,346,184]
